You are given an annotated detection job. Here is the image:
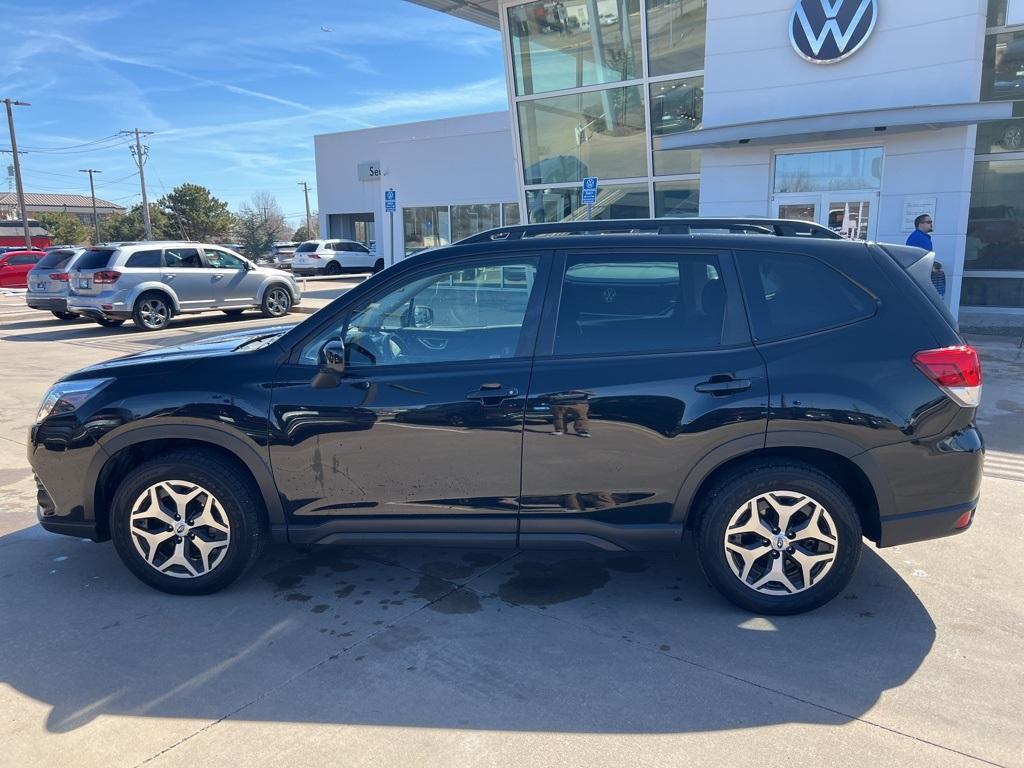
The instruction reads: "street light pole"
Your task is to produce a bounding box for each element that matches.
[79,168,102,244]
[3,98,31,248]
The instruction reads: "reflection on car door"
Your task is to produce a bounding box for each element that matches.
[162,247,210,311]
[518,248,769,550]
[203,248,261,306]
[269,253,548,545]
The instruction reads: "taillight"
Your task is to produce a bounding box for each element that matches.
[913,345,982,408]
[308,254,321,260]
[92,271,121,284]
[49,272,69,281]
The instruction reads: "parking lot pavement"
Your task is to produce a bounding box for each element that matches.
[0,319,1021,767]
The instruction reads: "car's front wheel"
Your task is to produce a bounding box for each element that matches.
[695,461,862,614]
[109,449,266,595]
[133,292,172,331]
[260,285,292,318]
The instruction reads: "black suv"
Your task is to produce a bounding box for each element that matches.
[30,225,983,614]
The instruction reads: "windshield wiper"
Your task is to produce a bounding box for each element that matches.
[234,331,286,350]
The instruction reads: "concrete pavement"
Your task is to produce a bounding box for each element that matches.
[0,314,1021,767]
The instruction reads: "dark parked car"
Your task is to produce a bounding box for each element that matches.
[30,225,983,614]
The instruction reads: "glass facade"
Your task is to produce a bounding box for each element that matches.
[970,5,1024,311]
[518,87,648,185]
[403,202,518,254]
[508,0,643,96]
[508,0,706,224]
[773,147,883,193]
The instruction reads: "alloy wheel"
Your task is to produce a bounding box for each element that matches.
[129,480,231,578]
[265,287,290,316]
[723,491,839,595]
[139,298,170,329]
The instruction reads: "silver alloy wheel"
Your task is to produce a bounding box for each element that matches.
[265,287,290,316]
[139,297,170,329]
[723,491,838,595]
[129,480,231,578]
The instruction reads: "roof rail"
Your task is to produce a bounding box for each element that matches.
[456,217,785,245]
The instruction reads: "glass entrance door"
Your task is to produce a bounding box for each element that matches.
[772,191,878,240]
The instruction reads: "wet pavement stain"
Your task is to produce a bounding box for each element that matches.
[335,585,355,599]
[286,593,312,602]
[605,555,650,574]
[461,552,505,567]
[411,575,452,603]
[497,560,612,606]
[430,589,482,615]
[659,644,671,652]
[311,604,329,614]
[421,561,476,581]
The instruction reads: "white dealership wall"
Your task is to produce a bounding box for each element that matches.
[314,111,518,264]
[699,0,989,317]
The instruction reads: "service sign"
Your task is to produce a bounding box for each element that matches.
[358,161,382,181]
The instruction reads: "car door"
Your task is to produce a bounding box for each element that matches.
[269,251,548,545]
[0,254,15,287]
[518,247,769,550]
[0,253,40,287]
[203,247,260,306]
[162,247,210,311]
[344,242,374,269]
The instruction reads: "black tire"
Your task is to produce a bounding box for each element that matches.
[222,309,246,316]
[51,310,78,321]
[694,461,862,615]
[324,260,342,276]
[260,284,292,318]
[372,258,385,274]
[109,449,266,595]
[96,317,126,328]
[132,291,173,331]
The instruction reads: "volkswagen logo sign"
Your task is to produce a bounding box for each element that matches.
[790,0,878,64]
[603,287,617,304]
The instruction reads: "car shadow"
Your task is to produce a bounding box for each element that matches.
[0,526,935,736]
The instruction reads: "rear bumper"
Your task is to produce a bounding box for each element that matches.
[877,499,977,547]
[26,295,69,312]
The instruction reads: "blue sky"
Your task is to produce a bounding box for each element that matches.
[0,0,506,226]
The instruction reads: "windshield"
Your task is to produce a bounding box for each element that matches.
[294,242,319,253]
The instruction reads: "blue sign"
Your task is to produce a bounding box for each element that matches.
[384,189,397,212]
[581,177,598,205]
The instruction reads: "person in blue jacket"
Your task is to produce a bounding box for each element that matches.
[907,213,934,250]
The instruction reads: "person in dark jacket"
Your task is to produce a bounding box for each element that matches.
[907,213,934,250]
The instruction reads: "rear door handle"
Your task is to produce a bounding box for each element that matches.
[695,377,752,395]
[212,274,223,281]
[164,273,176,281]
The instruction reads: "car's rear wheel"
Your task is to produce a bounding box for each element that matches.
[51,311,78,320]
[109,449,266,595]
[373,258,385,274]
[133,292,172,331]
[222,309,246,316]
[695,461,862,615]
[324,260,342,276]
[96,317,125,328]
[260,285,292,318]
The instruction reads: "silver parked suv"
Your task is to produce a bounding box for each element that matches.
[67,242,301,331]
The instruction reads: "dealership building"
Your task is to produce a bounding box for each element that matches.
[314,0,1024,324]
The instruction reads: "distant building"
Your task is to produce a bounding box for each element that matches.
[0,193,126,225]
[0,219,51,248]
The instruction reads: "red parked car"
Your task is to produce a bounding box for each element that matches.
[0,249,45,288]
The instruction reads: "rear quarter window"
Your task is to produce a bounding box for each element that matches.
[294,242,318,253]
[75,249,116,270]
[737,251,876,341]
[124,249,162,268]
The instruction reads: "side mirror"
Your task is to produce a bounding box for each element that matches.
[413,306,434,328]
[312,339,346,389]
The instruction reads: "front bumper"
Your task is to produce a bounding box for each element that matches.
[26,295,69,312]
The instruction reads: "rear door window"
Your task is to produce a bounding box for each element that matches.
[552,253,727,356]
[164,247,204,268]
[124,249,162,268]
[8,254,41,265]
[737,251,876,341]
[74,249,115,270]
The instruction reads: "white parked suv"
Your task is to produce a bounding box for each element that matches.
[291,239,384,277]
[66,241,301,331]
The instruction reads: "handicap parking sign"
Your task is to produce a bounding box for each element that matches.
[581,177,598,205]
[384,189,397,212]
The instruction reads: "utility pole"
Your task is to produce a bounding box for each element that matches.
[3,99,31,248]
[122,129,153,239]
[298,181,312,237]
[79,168,102,244]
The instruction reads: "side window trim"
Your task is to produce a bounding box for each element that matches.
[286,251,553,368]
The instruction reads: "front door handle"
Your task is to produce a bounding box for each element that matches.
[466,384,519,404]
[212,274,223,281]
[695,377,752,395]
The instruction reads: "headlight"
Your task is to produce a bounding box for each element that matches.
[36,378,113,423]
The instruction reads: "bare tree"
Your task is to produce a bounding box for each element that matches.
[234,192,289,261]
